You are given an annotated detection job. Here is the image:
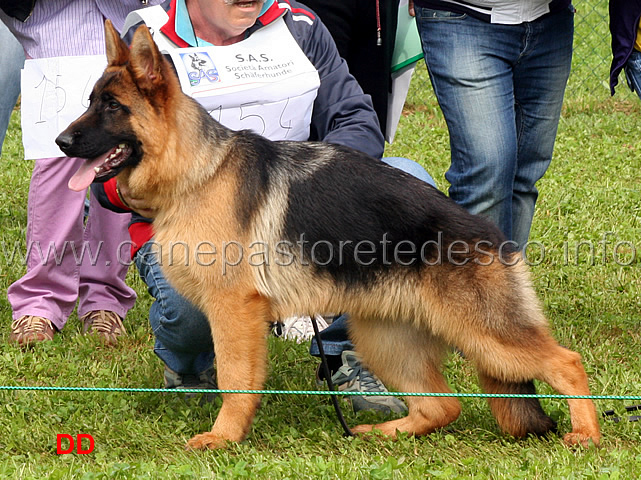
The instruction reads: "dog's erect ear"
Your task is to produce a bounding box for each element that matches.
[104,19,130,66]
[128,24,167,93]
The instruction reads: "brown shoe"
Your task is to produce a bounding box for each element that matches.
[81,310,125,345]
[10,315,56,346]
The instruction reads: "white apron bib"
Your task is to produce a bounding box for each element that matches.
[125,6,320,141]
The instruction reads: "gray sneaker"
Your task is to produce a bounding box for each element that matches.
[318,350,407,414]
[163,365,218,403]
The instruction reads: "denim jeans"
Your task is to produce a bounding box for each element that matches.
[0,23,24,155]
[415,6,574,247]
[625,49,641,102]
[135,157,435,373]
[135,241,214,375]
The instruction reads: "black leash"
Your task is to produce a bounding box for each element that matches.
[310,315,354,437]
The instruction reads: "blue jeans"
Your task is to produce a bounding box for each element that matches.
[625,49,641,102]
[136,157,435,373]
[135,241,214,375]
[415,7,574,247]
[310,157,437,358]
[0,23,24,155]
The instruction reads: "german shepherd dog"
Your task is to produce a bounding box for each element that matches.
[56,21,601,450]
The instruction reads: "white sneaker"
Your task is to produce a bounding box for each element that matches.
[277,314,329,343]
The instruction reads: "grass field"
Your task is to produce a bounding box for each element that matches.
[2,34,641,479]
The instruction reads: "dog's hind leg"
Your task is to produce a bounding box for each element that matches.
[347,317,461,438]
[186,290,272,450]
[536,344,601,447]
[446,261,600,447]
[471,332,600,447]
[478,375,557,438]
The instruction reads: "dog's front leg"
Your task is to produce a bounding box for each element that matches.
[186,291,272,450]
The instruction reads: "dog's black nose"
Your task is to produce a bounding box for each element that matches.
[55,132,74,152]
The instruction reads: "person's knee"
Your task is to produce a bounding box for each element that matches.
[382,157,436,187]
[150,296,213,352]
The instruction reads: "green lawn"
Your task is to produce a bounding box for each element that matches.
[1,57,641,478]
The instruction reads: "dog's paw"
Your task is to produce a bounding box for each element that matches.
[350,424,374,435]
[186,432,230,450]
[354,420,406,438]
[562,431,601,448]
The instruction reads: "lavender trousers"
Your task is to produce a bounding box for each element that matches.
[7,156,136,330]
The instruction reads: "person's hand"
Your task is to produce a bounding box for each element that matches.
[117,181,157,218]
[408,0,415,17]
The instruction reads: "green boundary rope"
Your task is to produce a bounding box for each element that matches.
[1,385,640,400]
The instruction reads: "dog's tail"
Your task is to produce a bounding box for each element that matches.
[479,375,557,437]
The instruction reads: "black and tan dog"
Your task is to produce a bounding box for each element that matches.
[56,20,601,450]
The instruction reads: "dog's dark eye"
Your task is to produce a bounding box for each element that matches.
[107,100,120,110]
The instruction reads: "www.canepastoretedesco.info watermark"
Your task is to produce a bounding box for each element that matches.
[1,232,638,272]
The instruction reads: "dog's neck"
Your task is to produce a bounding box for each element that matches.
[123,98,235,216]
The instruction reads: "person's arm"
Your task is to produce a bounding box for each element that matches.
[93,178,154,258]
[93,178,158,218]
[93,178,131,213]
[286,7,385,158]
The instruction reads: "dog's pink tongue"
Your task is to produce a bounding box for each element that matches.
[68,154,108,191]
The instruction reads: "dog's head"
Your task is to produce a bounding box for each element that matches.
[56,20,179,191]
